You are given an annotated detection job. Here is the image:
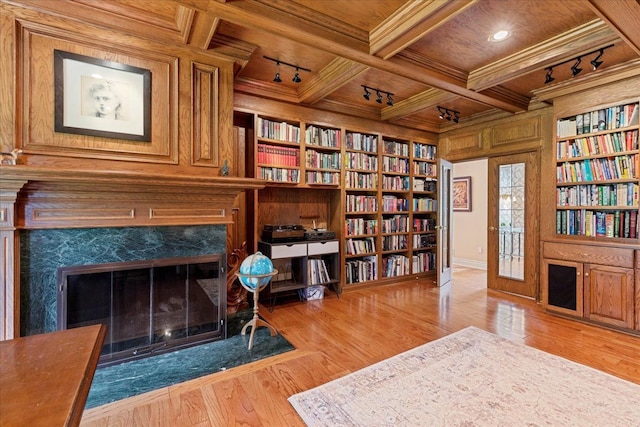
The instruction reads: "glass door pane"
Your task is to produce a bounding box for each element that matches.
[498,162,525,280]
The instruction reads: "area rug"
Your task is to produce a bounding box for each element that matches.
[288,326,640,426]
[87,310,294,408]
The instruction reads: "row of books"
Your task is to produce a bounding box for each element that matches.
[413,252,436,273]
[345,194,378,213]
[382,235,408,251]
[413,178,437,192]
[345,171,377,189]
[345,256,377,284]
[345,218,378,236]
[382,175,410,191]
[305,150,341,170]
[382,254,409,278]
[381,196,408,212]
[413,198,437,211]
[556,183,639,207]
[345,152,378,171]
[414,161,437,176]
[557,103,639,138]
[345,133,377,152]
[381,156,410,173]
[345,237,376,255]
[382,140,409,156]
[413,234,436,249]
[413,218,436,232]
[257,144,299,166]
[307,259,331,285]
[556,154,637,183]
[556,209,638,238]
[257,166,300,183]
[257,118,300,143]
[414,143,437,160]
[305,125,341,148]
[306,171,340,185]
[382,215,409,233]
[557,130,639,159]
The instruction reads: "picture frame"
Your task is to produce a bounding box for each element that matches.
[54,50,151,142]
[453,176,472,212]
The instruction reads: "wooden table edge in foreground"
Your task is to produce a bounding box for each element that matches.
[0,324,107,427]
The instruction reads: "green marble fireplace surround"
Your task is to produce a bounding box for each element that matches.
[19,224,227,337]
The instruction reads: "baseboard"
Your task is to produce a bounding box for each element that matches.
[453,258,487,270]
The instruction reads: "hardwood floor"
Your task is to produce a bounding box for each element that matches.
[81,267,640,426]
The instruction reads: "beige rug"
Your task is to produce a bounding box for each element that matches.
[289,327,640,426]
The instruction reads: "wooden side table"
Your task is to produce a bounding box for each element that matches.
[0,324,106,426]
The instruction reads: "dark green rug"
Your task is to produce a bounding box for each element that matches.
[86,310,294,409]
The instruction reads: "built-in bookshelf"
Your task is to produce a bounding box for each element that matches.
[305,124,342,186]
[411,141,438,273]
[256,116,301,183]
[344,131,380,284]
[555,101,640,239]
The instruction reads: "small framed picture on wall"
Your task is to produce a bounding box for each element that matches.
[453,176,472,212]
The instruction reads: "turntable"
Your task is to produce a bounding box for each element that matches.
[261,224,305,242]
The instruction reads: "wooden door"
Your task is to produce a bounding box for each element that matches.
[584,264,635,329]
[437,159,453,287]
[487,151,539,298]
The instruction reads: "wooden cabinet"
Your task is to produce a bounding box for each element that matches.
[542,241,637,332]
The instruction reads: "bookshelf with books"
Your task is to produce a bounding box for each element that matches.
[256,115,302,184]
[304,124,342,186]
[344,130,380,285]
[380,137,411,279]
[543,96,640,333]
[411,141,438,274]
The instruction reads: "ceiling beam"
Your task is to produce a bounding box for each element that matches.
[381,89,458,121]
[186,9,220,49]
[298,58,368,104]
[587,0,640,56]
[206,0,527,113]
[370,0,478,60]
[468,19,620,91]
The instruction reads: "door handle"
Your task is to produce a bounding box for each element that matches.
[488,226,497,231]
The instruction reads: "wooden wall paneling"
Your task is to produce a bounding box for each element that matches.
[490,116,541,148]
[0,10,15,153]
[438,130,484,160]
[191,62,219,167]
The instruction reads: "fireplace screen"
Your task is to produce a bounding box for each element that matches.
[58,254,226,366]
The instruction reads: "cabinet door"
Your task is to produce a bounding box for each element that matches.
[584,264,634,329]
[542,258,584,316]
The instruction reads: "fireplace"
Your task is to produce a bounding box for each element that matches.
[58,254,225,366]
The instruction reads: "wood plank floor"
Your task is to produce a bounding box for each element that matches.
[81,267,640,426]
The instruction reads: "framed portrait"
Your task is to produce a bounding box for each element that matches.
[54,50,151,142]
[453,176,472,212]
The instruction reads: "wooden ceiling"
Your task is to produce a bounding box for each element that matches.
[29,0,640,132]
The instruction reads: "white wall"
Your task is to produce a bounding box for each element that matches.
[452,159,488,269]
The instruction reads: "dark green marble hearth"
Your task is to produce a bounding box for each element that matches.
[86,310,293,409]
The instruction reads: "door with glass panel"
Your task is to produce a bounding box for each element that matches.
[437,159,453,287]
[487,152,539,298]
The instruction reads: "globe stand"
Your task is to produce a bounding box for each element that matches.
[236,270,278,350]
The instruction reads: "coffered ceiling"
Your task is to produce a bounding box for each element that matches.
[29,0,640,132]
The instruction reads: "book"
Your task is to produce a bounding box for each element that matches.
[595,211,606,236]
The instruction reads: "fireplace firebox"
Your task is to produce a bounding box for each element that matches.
[57,254,226,366]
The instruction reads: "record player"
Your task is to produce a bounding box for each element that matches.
[304,228,336,241]
[261,224,305,242]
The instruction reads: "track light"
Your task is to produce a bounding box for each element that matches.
[591,48,604,70]
[544,67,555,84]
[571,57,582,77]
[437,106,460,123]
[542,44,613,84]
[361,85,394,106]
[263,56,310,83]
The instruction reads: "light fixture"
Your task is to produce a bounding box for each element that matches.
[571,57,583,77]
[437,106,460,123]
[263,56,311,83]
[361,85,394,106]
[542,44,613,84]
[591,48,604,70]
[489,30,510,42]
[544,67,555,84]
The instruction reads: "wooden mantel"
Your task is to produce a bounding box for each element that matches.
[0,165,265,229]
[0,165,265,340]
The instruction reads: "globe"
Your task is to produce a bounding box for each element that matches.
[238,251,275,290]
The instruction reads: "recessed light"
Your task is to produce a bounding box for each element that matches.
[489,30,510,42]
